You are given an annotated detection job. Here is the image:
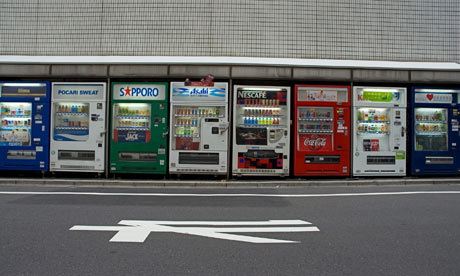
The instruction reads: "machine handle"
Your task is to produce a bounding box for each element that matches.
[401,126,405,137]
[100,131,106,137]
[162,131,169,138]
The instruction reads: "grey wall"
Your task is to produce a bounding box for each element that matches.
[1,0,459,63]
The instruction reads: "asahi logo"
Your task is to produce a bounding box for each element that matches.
[304,136,326,150]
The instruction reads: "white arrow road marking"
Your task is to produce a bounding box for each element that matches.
[69,220,320,244]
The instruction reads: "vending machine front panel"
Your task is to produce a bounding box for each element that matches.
[110,82,168,174]
[0,82,50,171]
[294,85,350,176]
[411,88,460,175]
[233,86,290,176]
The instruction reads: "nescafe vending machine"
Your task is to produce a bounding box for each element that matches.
[293,85,350,176]
[232,85,290,176]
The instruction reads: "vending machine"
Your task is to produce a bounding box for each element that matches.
[109,82,168,174]
[0,82,50,171]
[294,85,350,176]
[353,86,407,176]
[411,87,460,175]
[232,85,290,176]
[49,82,106,172]
[169,82,229,175]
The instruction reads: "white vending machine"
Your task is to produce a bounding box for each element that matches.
[169,82,229,175]
[353,86,407,176]
[50,82,107,172]
[232,85,290,176]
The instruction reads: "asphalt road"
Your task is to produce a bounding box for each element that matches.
[1,183,460,276]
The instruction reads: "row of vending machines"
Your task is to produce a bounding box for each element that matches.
[0,81,459,176]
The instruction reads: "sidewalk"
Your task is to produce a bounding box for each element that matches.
[1,176,459,188]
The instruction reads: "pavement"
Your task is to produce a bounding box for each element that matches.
[1,184,460,276]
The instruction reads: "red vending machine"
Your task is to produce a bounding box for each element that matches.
[294,85,351,176]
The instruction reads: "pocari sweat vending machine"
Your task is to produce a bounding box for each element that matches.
[50,82,106,172]
[169,82,229,175]
[0,82,50,171]
[232,85,290,176]
[110,82,168,174]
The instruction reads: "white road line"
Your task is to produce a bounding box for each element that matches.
[70,220,320,243]
[1,190,460,197]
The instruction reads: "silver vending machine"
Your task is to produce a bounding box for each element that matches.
[169,82,229,175]
[232,85,290,176]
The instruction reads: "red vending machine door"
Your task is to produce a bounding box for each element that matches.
[294,85,350,176]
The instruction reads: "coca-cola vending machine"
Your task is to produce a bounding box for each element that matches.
[293,85,351,176]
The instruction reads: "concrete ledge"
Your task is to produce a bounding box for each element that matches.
[0,177,459,188]
[410,71,460,83]
[353,69,409,82]
[293,68,351,81]
[109,65,168,77]
[231,66,291,79]
[0,64,50,77]
[169,65,230,78]
[51,65,108,77]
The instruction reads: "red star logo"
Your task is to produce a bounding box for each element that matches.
[124,86,131,96]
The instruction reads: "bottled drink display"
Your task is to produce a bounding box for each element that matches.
[55,103,90,129]
[414,108,448,151]
[114,104,151,130]
[0,102,32,146]
[241,99,282,127]
[297,107,333,133]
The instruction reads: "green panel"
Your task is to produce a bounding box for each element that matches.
[109,82,168,174]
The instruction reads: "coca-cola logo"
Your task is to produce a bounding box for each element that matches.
[304,136,326,150]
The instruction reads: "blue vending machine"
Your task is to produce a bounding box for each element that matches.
[411,87,460,175]
[0,82,50,171]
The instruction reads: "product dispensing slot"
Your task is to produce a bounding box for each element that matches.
[305,155,340,164]
[367,156,395,165]
[425,156,454,165]
[179,152,219,165]
[244,150,278,159]
[58,150,95,161]
[7,150,36,160]
[118,152,157,162]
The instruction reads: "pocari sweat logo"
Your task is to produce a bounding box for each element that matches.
[120,86,159,97]
[173,88,225,98]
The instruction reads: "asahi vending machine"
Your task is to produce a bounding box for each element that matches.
[109,82,168,174]
[169,82,229,175]
[50,82,106,172]
[353,86,407,176]
[232,85,290,176]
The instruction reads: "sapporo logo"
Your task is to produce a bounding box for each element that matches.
[304,135,326,151]
[120,86,159,97]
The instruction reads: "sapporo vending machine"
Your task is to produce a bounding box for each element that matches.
[353,86,407,176]
[233,85,290,176]
[169,82,229,175]
[294,85,350,176]
[50,82,106,172]
[110,82,168,174]
[411,87,460,175]
[0,82,50,171]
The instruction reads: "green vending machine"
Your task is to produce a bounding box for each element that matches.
[110,82,168,174]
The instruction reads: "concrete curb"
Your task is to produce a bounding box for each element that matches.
[1,177,459,188]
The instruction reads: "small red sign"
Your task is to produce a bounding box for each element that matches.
[299,134,332,152]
